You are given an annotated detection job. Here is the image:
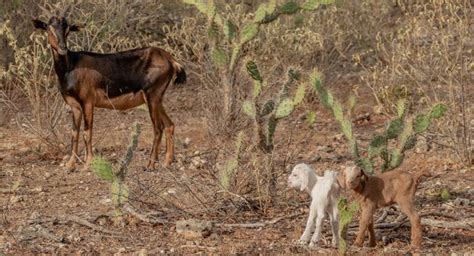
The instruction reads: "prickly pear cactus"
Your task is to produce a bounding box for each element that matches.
[182,0,334,119]
[243,60,305,153]
[311,69,447,173]
[91,122,141,219]
[219,131,244,190]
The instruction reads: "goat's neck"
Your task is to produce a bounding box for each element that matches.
[306,173,317,196]
[52,49,72,86]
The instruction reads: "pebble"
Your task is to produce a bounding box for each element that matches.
[183,137,191,147]
[454,198,470,206]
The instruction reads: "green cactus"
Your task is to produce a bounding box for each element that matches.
[183,0,335,117]
[311,71,447,174]
[338,198,359,255]
[219,131,244,190]
[243,61,304,153]
[92,122,141,220]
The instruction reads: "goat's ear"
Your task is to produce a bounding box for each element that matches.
[336,172,345,189]
[299,170,309,192]
[69,24,82,32]
[32,19,47,30]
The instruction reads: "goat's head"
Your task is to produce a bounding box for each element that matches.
[343,165,367,190]
[32,6,81,56]
[288,163,314,192]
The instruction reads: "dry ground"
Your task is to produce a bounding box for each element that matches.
[0,80,473,255]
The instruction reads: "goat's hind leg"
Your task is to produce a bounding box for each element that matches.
[146,98,164,170]
[158,104,174,167]
[329,205,339,248]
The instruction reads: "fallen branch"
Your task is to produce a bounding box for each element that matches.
[348,217,474,231]
[55,215,122,236]
[124,204,171,225]
[215,212,303,228]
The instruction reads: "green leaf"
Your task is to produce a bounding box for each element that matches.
[242,100,255,118]
[293,83,306,105]
[92,157,115,182]
[396,98,406,118]
[440,188,450,201]
[370,135,387,148]
[253,80,262,97]
[240,23,259,44]
[332,101,344,121]
[260,100,275,117]
[369,135,387,158]
[386,118,403,139]
[279,2,300,14]
[223,20,236,41]
[357,157,373,174]
[246,61,262,81]
[430,103,448,119]
[389,150,404,170]
[414,114,430,133]
[211,47,228,66]
[301,0,320,10]
[275,98,295,119]
[207,21,219,38]
[306,111,316,126]
[254,4,268,23]
[348,95,356,113]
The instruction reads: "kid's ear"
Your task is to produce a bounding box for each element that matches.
[299,170,309,192]
[32,19,47,30]
[69,24,82,32]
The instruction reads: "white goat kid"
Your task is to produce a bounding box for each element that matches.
[287,163,340,247]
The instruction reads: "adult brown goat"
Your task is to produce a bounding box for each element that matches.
[32,13,186,171]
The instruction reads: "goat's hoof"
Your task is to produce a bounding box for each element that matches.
[309,242,318,248]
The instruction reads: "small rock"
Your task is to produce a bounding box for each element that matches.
[183,137,191,148]
[415,136,429,153]
[99,198,112,205]
[11,196,23,203]
[454,198,470,206]
[459,168,468,174]
[176,219,213,239]
[467,188,474,196]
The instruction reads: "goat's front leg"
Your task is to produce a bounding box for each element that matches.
[65,106,82,171]
[299,200,317,244]
[354,206,373,247]
[158,104,174,167]
[367,215,376,247]
[82,103,94,170]
[399,201,422,248]
[309,211,325,247]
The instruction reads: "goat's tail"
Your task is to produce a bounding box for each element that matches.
[171,59,187,85]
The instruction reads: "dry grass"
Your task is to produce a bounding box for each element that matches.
[0,1,472,253]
